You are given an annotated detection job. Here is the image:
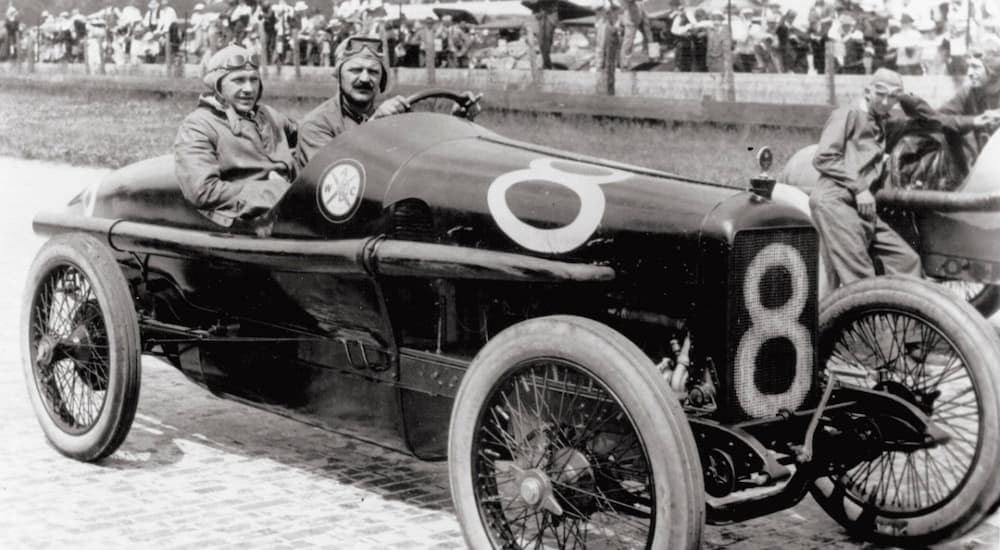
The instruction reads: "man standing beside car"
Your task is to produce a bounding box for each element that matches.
[294,35,480,171]
[174,44,298,228]
[809,68,931,285]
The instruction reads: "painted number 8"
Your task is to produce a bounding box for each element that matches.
[735,243,813,418]
[488,158,630,254]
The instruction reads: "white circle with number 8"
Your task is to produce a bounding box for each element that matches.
[735,242,813,418]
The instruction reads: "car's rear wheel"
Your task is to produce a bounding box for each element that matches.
[22,234,141,462]
[448,315,704,549]
[812,276,1000,546]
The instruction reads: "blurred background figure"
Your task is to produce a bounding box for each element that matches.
[525,0,558,69]
[3,4,19,60]
[618,0,647,69]
[705,9,730,73]
[889,13,923,74]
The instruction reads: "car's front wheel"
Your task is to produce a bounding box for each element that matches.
[448,315,704,549]
[21,233,141,462]
[813,276,1000,546]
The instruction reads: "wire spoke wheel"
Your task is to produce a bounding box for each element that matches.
[30,265,111,434]
[449,316,703,550]
[473,360,655,548]
[813,276,1000,545]
[22,234,141,462]
[824,309,978,516]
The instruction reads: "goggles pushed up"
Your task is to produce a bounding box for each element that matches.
[217,52,261,71]
[341,36,385,57]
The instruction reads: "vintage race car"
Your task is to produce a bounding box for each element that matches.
[22,89,1000,549]
[780,129,1000,317]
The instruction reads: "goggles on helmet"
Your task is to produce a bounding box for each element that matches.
[217,51,261,71]
[341,36,385,57]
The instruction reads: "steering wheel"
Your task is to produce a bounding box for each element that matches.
[404,89,480,120]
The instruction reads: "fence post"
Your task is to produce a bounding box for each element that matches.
[165,32,173,78]
[424,25,435,86]
[824,40,836,105]
[259,18,268,78]
[293,30,300,80]
[31,16,39,71]
[723,4,736,101]
[98,31,106,75]
[177,14,187,78]
[524,23,541,90]
[84,34,91,75]
[601,27,618,95]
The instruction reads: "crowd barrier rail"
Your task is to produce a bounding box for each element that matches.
[1,60,968,130]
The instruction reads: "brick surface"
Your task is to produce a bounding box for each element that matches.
[0,157,997,549]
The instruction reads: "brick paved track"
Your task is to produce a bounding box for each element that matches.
[0,157,996,549]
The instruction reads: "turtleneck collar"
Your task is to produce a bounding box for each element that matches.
[340,93,376,125]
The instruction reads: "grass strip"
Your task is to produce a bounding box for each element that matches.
[0,85,817,186]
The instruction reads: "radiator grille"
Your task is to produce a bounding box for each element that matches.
[728,228,818,420]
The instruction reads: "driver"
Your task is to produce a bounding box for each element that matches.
[294,35,480,171]
[809,69,928,285]
[174,44,297,227]
[937,44,1000,170]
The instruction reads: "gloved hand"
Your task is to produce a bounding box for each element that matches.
[373,95,411,119]
[236,172,291,220]
[451,91,483,121]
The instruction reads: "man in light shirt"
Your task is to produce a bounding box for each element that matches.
[888,14,923,74]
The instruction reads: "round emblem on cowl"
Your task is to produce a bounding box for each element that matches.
[318,159,366,223]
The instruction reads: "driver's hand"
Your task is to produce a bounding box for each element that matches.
[373,95,410,119]
[854,189,876,221]
[451,91,483,121]
[976,109,1000,130]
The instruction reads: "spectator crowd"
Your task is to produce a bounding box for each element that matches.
[0,0,998,77]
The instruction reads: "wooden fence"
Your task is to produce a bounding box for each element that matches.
[0,59,968,130]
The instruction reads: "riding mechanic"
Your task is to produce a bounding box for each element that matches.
[809,68,943,285]
[174,44,297,228]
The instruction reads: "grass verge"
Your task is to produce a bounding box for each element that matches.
[0,85,818,185]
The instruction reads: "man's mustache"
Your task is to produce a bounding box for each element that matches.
[353,81,375,91]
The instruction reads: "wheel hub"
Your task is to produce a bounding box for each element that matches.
[519,474,545,505]
[512,466,564,516]
[66,324,94,364]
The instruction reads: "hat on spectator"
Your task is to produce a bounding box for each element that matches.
[868,68,904,94]
[203,44,263,97]
[294,1,308,11]
[194,3,205,11]
[333,35,388,93]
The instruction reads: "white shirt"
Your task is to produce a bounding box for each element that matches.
[888,27,922,66]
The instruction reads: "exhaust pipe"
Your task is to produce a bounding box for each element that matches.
[876,187,1000,213]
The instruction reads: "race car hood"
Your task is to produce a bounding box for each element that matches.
[58,111,810,293]
[276,112,811,286]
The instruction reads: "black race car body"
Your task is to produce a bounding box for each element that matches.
[27,106,1000,548]
[41,113,816,452]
